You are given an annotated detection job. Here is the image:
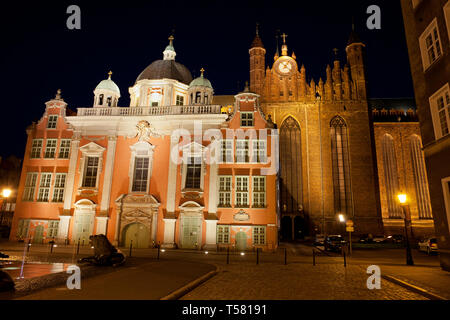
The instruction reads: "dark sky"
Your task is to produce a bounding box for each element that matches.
[0,0,413,159]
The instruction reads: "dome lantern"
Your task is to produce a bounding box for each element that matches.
[188,68,214,105]
[93,71,121,107]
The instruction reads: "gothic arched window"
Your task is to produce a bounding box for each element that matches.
[381,134,402,218]
[409,135,433,219]
[330,116,353,216]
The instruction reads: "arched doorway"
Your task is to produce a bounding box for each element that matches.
[280,117,304,235]
[73,199,95,245]
[236,232,247,251]
[281,216,292,241]
[122,223,150,249]
[33,225,44,244]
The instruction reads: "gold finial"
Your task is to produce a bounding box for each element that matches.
[200,68,205,77]
[281,33,288,44]
[333,48,339,57]
[108,71,112,79]
[168,35,174,45]
[55,89,62,100]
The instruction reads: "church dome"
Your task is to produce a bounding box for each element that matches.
[189,70,212,89]
[95,73,120,96]
[136,60,193,85]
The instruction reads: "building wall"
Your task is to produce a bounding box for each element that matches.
[401,0,450,270]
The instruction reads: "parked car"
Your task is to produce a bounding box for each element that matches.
[358,234,370,243]
[314,234,326,246]
[324,235,347,252]
[385,234,404,244]
[373,235,387,243]
[418,237,438,255]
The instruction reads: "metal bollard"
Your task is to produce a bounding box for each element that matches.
[50,243,54,254]
[27,239,31,252]
[226,246,230,265]
[343,250,347,267]
[256,248,259,265]
[313,249,316,266]
[157,245,160,260]
[284,247,287,265]
[129,240,133,257]
[77,239,80,255]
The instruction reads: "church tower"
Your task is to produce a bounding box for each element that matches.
[345,27,367,100]
[249,24,266,96]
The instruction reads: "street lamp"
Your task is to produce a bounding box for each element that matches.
[398,193,414,266]
[1,188,12,226]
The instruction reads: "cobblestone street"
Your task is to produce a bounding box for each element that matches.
[181,263,428,300]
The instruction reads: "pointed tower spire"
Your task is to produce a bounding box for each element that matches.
[250,23,264,48]
[163,34,177,60]
[108,71,112,80]
[281,32,288,56]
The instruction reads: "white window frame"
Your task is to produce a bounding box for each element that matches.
[175,95,184,106]
[78,142,105,190]
[444,1,450,41]
[44,139,58,158]
[252,176,266,208]
[236,139,250,163]
[52,173,66,202]
[217,225,230,244]
[23,172,38,201]
[47,115,58,129]
[37,173,52,202]
[442,177,450,234]
[220,139,234,163]
[235,176,249,207]
[181,142,206,191]
[419,18,443,71]
[251,139,267,163]
[253,226,266,245]
[429,83,450,140]
[47,220,60,238]
[59,139,71,159]
[128,141,155,193]
[218,176,232,207]
[240,112,254,127]
[30,139,43,159]
[17,219,30,238]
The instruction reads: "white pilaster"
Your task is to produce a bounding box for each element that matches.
[166,134,180,213]
[63,134,81,211]
[208,162,219,214]
[162,218,176,248]
[151,211,158,243]
[57,215,71,243]
[95,217,108,235]
[100,136,117,213]
[204,220,218,250]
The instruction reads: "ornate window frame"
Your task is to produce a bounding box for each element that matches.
[78,142,106,192]
[128,141,155,194]
[181,142,207,192]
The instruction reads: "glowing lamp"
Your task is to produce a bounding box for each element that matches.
[2,189,11,198]
[398,193,407,204]
[240,252,245,256]
[338,214,346,223]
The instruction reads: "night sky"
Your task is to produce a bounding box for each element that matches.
[0,0,413,159]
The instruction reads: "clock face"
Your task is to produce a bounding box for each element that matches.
[275,58,295,75]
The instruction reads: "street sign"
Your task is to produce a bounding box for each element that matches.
[346,226,354,232]
[346,220,354,227]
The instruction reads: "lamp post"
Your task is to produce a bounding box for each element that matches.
[398,193,414,266]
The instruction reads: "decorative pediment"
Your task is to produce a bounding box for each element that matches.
[234,209,250,221]
[179,201,204,212]
[115,194,160,207]
[79,141,106,155]
[74,199,96,210]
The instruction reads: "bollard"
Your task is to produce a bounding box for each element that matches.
[50,242,54,254]
[157,245,160,260]
[27,239,31,252]
[256,248,259,265]
[77,239,80,255]
[343,250,346,267]
[284,247,287,265]
[226,246,230,265]
[82,239,85,246]
[313,249,316,266]
[129,240,133,257]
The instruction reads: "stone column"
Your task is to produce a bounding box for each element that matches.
[100,136,117,214]
[162,218,176,248]
[151,209,158,244]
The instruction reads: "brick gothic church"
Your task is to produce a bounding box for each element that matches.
[248,27,434,240]
[10,28,435,248]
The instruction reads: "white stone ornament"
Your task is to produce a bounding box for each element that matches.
[135,120,161,141]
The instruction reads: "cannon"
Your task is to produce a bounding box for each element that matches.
[78,235,125,267]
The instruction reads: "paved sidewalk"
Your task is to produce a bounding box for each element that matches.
[181,262,428,300]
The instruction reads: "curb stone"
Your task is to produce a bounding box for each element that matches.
[160,264,219,300]
[381,274,446,300]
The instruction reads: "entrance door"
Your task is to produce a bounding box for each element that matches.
[33,225,44,244]
[123,223,150,249]
[73,212,94,245]
[281,216,293,241]
[181,216,201,249]
[236,232,247,251]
